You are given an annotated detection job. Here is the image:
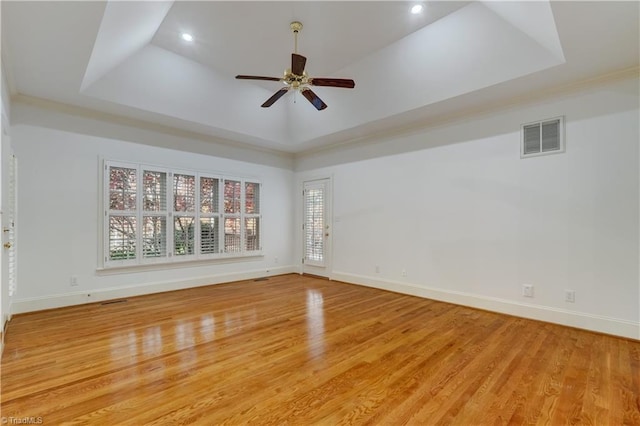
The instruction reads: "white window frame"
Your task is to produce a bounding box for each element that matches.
[222,178,243,256]
[104,160,139,268]
[102,160,262,269]
[199,174,223,259]
[244,181,261,253]
[172,169,198,262]
[141,166,170,265]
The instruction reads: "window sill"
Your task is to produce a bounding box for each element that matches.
[96,253,264,275]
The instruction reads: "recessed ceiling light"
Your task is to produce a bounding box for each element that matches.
[410,4,424,14]
[181,33,194,42]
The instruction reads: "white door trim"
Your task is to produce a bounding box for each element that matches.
[302,177,332,278]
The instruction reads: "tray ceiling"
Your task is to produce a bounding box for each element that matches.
[2,1,638,154]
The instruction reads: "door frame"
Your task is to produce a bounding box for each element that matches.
[1,109,16,334]
[300,176,332,278]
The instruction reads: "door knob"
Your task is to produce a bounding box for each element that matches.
[4,242,12,249]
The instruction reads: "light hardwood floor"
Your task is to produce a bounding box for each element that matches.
[1,274,639,425]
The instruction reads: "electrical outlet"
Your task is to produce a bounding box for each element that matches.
[565,290,576,303]
[401,269,407,277]
[522,284,534,298]
[70,275,79,287]
[274,257,279,264]
[375,265,380,274]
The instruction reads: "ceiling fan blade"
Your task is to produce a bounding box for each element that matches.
[301,88,327,111]
[261,88,289,108]
[291,53,307,76]
[310,78,355,89]
[236,75,282,82]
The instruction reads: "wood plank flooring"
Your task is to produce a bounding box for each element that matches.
[1,274,639,425]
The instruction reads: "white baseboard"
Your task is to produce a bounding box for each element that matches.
[11,266,296,315]
[10,267,638,340]
[332,271,640,340]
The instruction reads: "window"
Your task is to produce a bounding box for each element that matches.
[521,116,565,158]
[173,173,196,258]
[142,169,168,260]
[107,165,137,261]
[200,176,220,255]
[245,182,260,251]
[104,161,262,268]
[224,179,242,253]
[303,183,325,265]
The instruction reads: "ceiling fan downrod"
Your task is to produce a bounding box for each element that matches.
[290,21,303,54]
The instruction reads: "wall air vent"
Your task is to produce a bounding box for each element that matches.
[521,116,564,158]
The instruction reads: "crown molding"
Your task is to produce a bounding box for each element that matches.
[7,65,638,169]
[296,66,640,161]
[12,94,295,169]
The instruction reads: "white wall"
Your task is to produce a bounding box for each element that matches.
[296,76,640,339]
[10,110,295,313]
[6,75,639,340]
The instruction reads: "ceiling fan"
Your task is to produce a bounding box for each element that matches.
[235,21,355,111]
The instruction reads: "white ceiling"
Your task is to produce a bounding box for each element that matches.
[2,1,638,155]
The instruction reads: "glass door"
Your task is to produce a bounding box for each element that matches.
[302,179,331,277]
